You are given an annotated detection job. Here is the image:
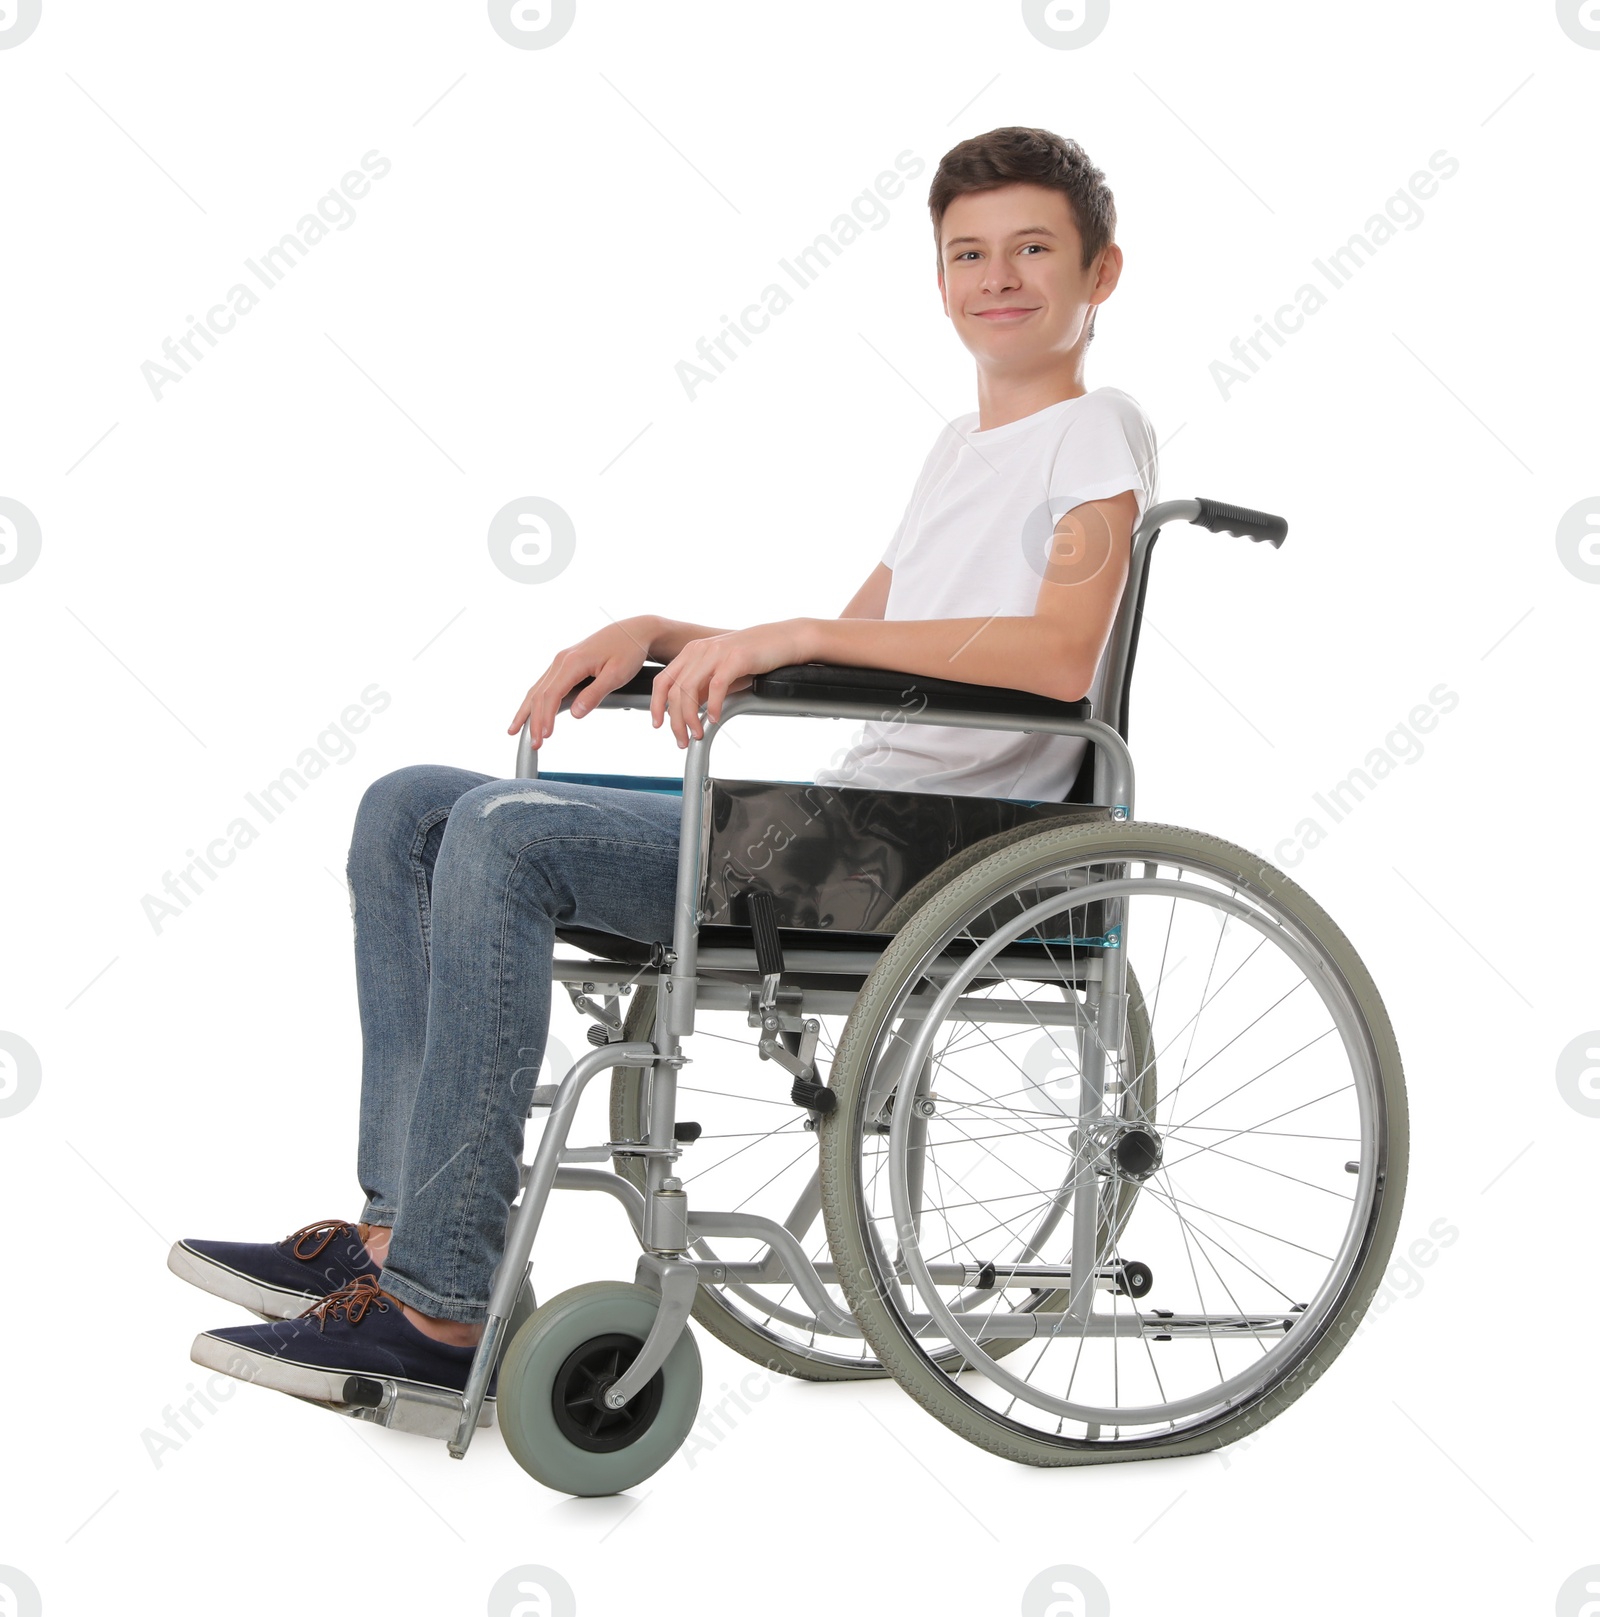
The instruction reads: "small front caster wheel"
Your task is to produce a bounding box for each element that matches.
[497,1281,702,1496]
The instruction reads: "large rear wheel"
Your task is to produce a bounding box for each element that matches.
[819,820,1407,1465]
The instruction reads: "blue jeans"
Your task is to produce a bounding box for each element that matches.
[346,765,683,1322]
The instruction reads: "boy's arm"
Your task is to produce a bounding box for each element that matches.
[640,616,736,662]
[649,491,1138,745]
[807,492,1134,701]
[837,564,892,620]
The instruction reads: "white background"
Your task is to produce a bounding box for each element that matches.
[1,2,1596,1613]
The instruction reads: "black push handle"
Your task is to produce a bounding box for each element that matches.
[1192,497,1288,548]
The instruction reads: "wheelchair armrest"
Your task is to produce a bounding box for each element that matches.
[565,661,1089,721]
[561,666,660,708]
[748,662,1089,720]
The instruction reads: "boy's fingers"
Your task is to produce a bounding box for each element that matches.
[707,667,732,723]
[650,667,669,727]
[655,659,686,731]
[677,673,699,740]
[674,680,690,746]
[670,681,692,747]
[574,661,619,719]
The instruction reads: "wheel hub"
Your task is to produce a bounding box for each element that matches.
[1082,1118,1164,1182]
[550,1333,665,1453]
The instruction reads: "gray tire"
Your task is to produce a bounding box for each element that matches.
[496,1281,702,1495]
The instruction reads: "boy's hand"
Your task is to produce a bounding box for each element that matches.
[508,619,655,745]
[650,620,813,747]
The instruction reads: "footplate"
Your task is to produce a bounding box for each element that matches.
[300,1378,486,1441]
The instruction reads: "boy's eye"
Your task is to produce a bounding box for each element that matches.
[955,244,1046,261]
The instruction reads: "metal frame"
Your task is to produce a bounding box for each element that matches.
[447,691,1134,1453]
[420,496,1285,1456]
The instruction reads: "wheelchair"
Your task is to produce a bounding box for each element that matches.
[328,496,1408,1495]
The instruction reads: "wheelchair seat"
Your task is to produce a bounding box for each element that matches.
[550,661,1109,959]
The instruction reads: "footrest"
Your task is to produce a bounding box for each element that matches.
[292,1381,490,1439]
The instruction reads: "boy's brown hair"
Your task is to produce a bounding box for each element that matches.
[928,127,1116,343]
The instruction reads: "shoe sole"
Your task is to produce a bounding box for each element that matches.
[191,1330,491,1408]
[167,1240,320,1321]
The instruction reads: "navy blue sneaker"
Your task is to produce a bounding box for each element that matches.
[168,1219,382,1320]
[191,1275,490,1405]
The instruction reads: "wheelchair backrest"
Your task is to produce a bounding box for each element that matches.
[1064,508,1163,804]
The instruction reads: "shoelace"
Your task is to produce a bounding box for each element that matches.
[302,1274,392,1330]
[287,1219,357,1261]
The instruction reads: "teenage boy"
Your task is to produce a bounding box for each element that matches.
[173,124,1159,1406]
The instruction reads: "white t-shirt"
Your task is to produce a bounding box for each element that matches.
[813,386,1160,799]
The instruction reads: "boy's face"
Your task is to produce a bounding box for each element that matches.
[936,182,1117,368]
